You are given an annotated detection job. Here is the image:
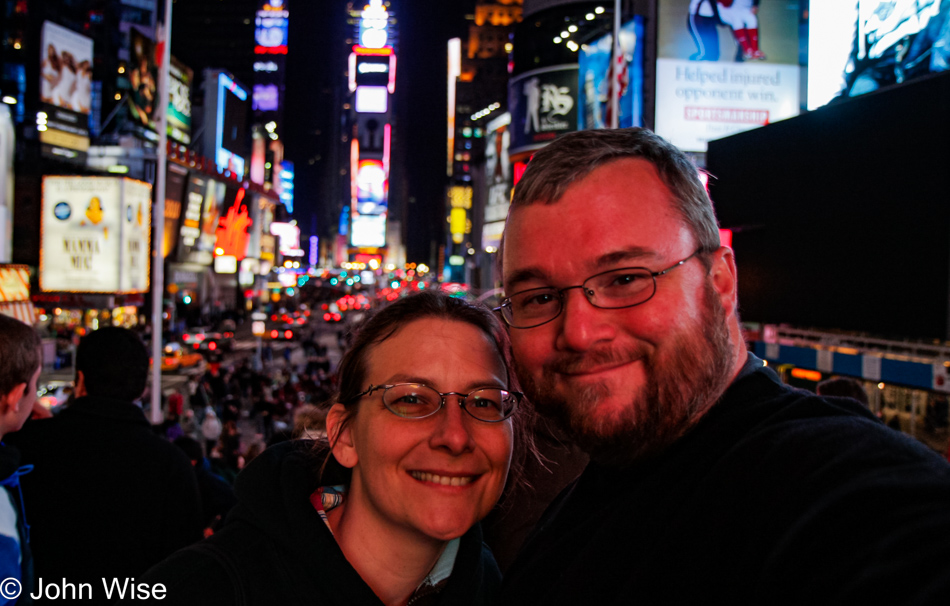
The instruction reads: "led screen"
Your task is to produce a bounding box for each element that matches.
[807,1,950,110]
[355,86,388,113]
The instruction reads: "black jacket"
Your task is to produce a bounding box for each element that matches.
[127,440,502,605]
[7,396,203,588]
[499,364,950,605]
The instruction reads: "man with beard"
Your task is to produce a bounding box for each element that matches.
[496,127,950,605]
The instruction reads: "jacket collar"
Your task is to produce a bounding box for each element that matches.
[60,395,152,427]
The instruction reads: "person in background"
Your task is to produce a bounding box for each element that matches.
[173,437,237,536]
[816,376,870,408]
[0,316,42,605]
[8,327,203,588]
[125,290,529,605]
[496,127,950,605]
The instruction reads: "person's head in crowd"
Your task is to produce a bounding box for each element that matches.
[173,436,205,465]
[0,315,43,436]
[74,327,149,401]
[326,289,526,545]
[816,376,869,407]
[293,405,328,440]
[501,127,745,466]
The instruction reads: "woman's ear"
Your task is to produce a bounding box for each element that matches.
[327,403,358,469]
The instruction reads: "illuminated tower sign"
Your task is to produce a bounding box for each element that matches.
[348,1,395,251]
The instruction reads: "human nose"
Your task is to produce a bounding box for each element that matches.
[428,395,477,455]
[554,287,614,352]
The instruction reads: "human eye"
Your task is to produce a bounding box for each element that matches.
[386,385,438,417]
[466,389,506,421]
[595,269,650,297]
[513,289,559,314]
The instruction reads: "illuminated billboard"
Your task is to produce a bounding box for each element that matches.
[359,0,390,49]
[270,221,304,256]
[202,71,249,177]
[278,161,294,213]
[168,57,193,145]
[356,159,387,214]
[807,1,950,110]
[40,176,151,294]
[255,1,289,55]
[355,85,389,113]
[578,18,644,130]
[351,215,386,248]
[508,65,578,156]
[253,84,279,112]
[39,21,93,162]
[128,28,158,130]
[654,0,801,152]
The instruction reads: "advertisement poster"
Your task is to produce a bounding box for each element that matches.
[655,0,801,152]
[198,178,226,254]
[168,57,193,144]
[128,28,158,130]
[508,65,579,156]
[807,1,950,110]
[41,176,151,293]
[482,113,511,251]
[178,175,208,264]
[119,179,152,293]
[578,17,645,130]
[39,22,93,160]
[40,21,93,115]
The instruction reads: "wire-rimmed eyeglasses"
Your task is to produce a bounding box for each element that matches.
[351,383,521,423]
[495,248,706,329]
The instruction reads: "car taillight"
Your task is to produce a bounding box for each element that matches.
[270,330,278,338]
[193,343,200,349]
[209,341,217,351]
[333,313,341,321]
[271,315,278,322]
[323,313,331,321]
[284,330,292,339]
[182,334,190,341]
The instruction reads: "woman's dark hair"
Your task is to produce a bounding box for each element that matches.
[323,289,536,487]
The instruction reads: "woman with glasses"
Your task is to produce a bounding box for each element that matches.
[123,290,525,606]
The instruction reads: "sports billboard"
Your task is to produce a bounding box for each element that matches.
[655,0,801,152]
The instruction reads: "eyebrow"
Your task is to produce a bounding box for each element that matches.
[381,374,505,392]
[505,246,660,292]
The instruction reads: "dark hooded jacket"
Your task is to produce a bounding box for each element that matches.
[121,440,501,605]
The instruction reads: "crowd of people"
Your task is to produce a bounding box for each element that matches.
[1,127,949,605]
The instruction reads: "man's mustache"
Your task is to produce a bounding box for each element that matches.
[546,345,650,375]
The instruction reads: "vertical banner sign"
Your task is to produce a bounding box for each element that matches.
[654,0,800,152]
[508,65,579,156]
[40,176,152,293]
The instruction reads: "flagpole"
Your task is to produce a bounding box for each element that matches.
[150,0,173,424]
[611,0,621,129]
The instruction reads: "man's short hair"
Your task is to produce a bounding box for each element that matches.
[508,128,721,255]
[0,315,42,396]
[75,327,149,401]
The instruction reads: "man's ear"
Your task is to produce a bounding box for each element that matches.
[73,370,87,399]
[708,246,739,312]
[326,403,358,469]
[0,384,27,416]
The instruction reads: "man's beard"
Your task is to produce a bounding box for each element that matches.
[515,282,735,467]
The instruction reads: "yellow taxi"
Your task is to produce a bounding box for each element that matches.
[161,342,204,372]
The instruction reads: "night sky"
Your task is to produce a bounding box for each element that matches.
[283,0,475,264]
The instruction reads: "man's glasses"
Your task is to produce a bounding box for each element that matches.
[351,383,521,423]
[495,248,706,329]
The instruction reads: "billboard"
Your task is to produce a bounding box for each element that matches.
[255,2,289,55]
[39,21,93,161]
[807,1,950,110]
[655,0,801,152]
[578,17,645,130]
[351,215,386,248]
[168,57,193,145]
[202,71,249,177]
[483,113,512,251]
[214,187,252,261]
[508,65,579,156]
[40,176,151,294]
[128,27,158,130]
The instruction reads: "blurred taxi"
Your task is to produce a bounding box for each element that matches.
[161,342,204,372]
